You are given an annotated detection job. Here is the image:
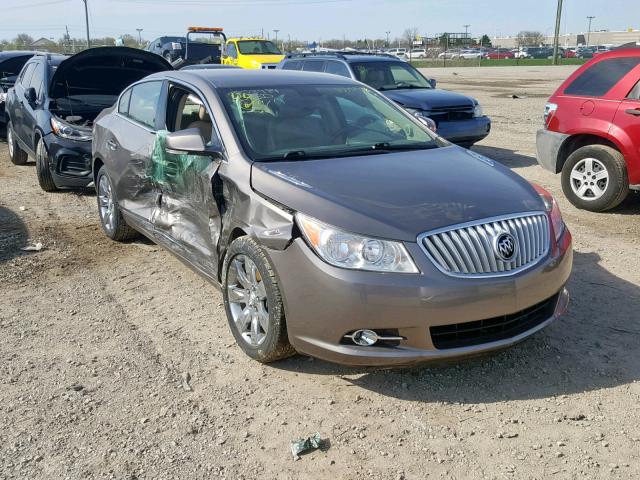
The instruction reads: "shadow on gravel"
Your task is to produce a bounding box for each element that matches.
[471,145,538,168]
[0,206,29,263]
[276,251,640,404]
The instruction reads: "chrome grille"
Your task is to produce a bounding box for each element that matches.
[418,213,550,277]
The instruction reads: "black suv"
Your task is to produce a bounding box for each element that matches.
[278,53,490,147]
[145,36,187,62]
[5,47,170,191]
[0,51,37,131]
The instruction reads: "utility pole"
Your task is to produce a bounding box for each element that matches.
[552,0,563,65]
[81,0,90,48]
[385,31,390,47]
[136,28,143,45]
[463,24,470,37]
[273,29,279,43]
[586,16,595,47]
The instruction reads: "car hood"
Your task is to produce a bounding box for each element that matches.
[49,47,172,100]
[384,88,475,111]
[251,146,545,242]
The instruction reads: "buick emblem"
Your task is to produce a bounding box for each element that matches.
[494,232,517,261]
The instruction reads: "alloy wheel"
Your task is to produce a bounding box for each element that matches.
[569,157,609,201]
[7,126,14,158]
[227,255,269,347]
[98,175,115,233]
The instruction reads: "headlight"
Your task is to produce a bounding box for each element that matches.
[473,103,483,118]
[531,183,565,241]
[50,116,92,142]
[296,213,419,273]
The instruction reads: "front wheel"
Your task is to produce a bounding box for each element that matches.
[96,166,138,241]
[561,145,629,212]
[222,236,295,363]
[35,136,57,192]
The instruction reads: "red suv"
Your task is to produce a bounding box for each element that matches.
[536,48,640,211]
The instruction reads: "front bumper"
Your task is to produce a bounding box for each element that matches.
[43,133,93,189]
[268,229,572,366]
[536,129,569,173]
[436,116,491,145]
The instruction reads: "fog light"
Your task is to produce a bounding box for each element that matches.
[352,329,378,346]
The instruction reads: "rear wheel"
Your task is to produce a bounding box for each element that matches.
[222,236,295,363]
[96,166,138,241]
[561,145,629,212]
[35,136,57,192]
[7,121,28,165]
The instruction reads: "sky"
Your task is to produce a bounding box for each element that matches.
[2,0,638,43]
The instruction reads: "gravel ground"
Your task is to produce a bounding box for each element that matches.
[1,65,640,480]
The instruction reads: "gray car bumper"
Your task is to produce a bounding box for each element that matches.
[536,129,569,173]
[268,231,573,367]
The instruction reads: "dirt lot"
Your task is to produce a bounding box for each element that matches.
[1,65,640,480]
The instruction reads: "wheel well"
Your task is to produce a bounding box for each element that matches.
[93,158,104,184]
[558,134,619,172]
[218,227,248,282]
[33,128,43,150]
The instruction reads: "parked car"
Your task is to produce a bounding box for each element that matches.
[576,47,594,59]
[438,49,461,59]
[0,51,37,131]
[387,48,407,58]
[485,48,515,59]
[92,69,572,365]
[278,53,490,147]
[404,49,427,59]
[458,49,483,59]
[536,48,640,211]
[145,36,187,62]
[222,37,284,69]
[5,48,171,191]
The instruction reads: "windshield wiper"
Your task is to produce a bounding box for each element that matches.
[370,142,439,151]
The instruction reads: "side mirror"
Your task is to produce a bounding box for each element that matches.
[416,115,437,132]
[24,87,37,105]
[428,78,437,89]
[165,128,222,156]
[156,42,161,48]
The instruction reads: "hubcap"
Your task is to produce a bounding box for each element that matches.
[98,175,115,232]
[7,126,14,158]
[569,158,609,201]
[227,255,269,347]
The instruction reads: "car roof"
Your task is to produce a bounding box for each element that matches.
[151,69,358,89]
[0,50,39,61]
[284,54,403,64]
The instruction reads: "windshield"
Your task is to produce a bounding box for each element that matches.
[350,61,432,91]
[218,84,440,162]
[237,40,282,55]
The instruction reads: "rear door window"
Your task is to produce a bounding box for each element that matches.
[281,60,302,70]
[564,57,640,97]
[303,60,326,72]
[128,81,163,129]
[325,61,351,78]
[628,80,640,100]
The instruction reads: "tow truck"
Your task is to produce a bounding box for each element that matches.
[222,37,285,69]
[170,26,227,68]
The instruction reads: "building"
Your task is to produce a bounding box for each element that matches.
[493,30,640,48]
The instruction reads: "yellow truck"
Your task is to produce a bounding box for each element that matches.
[222,37,284,69]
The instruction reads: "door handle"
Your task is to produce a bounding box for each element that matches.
[625,108,640,117]
[107,139,118,150]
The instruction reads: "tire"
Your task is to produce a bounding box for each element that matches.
[163,52,172,62]
[7,120,28,165]
[35,136,57,192]
[561,145,629,212]
[222,236,295,363]
[96,166,139,241]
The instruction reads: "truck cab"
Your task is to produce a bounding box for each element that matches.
[222,38,284,69]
